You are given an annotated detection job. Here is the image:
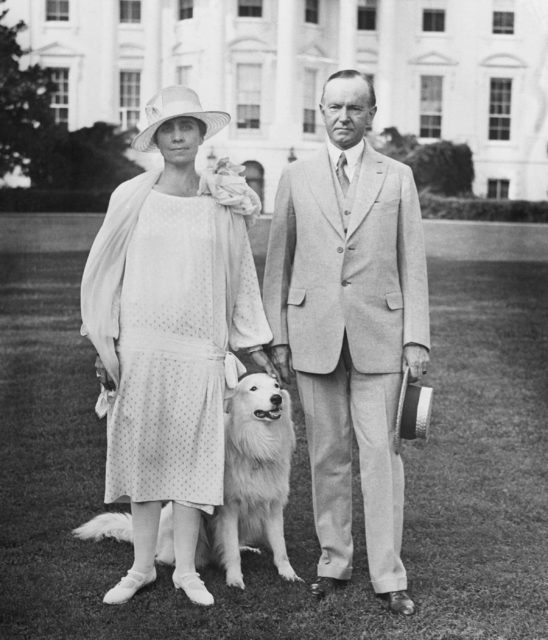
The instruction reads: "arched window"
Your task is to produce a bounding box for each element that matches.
[243,161,264,207]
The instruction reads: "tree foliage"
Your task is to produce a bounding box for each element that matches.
[375,127,475,197]
[0,3,55,177]
[30,122,142,189]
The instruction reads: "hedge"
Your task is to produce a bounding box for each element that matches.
[0,188,111,213]
[1,187,548,223]
[419,192,548,223]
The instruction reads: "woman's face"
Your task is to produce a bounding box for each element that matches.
[155,116,204,166]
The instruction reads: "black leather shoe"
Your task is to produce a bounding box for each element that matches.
[383,590,415,616]
[310,576,349,600]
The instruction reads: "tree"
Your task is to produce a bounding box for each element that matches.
[30,122,142,190]
[0,2,55,178]
[406,140,475,196]
[373,127,475,197]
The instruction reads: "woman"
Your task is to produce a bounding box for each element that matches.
[81,86,275,607]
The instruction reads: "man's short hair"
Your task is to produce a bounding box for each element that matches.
[320,70,376,108]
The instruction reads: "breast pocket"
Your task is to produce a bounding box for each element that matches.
[287,288,306,306]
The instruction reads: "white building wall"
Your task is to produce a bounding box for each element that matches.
[5,0,548,207]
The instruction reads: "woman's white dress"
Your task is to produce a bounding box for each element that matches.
[104,190,271,507]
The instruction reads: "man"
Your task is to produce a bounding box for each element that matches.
[263,70,430,615]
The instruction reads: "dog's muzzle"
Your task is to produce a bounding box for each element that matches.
[254,408,282,421]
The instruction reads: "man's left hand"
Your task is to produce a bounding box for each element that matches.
[249,349,280,381]
[403,344,430,382]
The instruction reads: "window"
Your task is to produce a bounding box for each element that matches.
[120,0,141,23]
[119,71,141,130]
[46,0,69,21]
[236,64,261,129]
[488,78,512,140]
[238,0,262,18]
[303,69,317,134]
[422,9,445,32]
[305,0,319,24]
[419,75,443,138]
[492,11,514,34]
[178,0,193,20]
[358,0,377,31]
[176,66,192,86]
[487,179,509,199]
[49,68,69,127]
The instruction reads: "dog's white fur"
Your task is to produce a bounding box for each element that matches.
[73,373,300,589]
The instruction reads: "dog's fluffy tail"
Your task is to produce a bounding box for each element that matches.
[72,512,134,544]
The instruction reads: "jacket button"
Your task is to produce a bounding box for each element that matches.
[342,280,350,287]
[337,247,344,253]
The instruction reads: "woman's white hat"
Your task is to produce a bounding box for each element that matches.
[131,86,230,153]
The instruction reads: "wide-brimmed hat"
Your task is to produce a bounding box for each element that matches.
[394,367,433,454]
[131,85,230,153]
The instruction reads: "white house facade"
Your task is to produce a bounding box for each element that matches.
[6,0,548,209]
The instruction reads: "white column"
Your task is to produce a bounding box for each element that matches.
[376,0,396,129]
[202,0,226,109]
[100,0,118,124]
[338,0,358,69]
[273,0,299,142]
[142,0,162,103]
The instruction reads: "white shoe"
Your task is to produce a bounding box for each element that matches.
[103,568,156,605]
[173,571,214,606]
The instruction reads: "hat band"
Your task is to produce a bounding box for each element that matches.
[147,101,207,126]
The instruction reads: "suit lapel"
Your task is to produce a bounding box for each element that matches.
[302,146,345,239]
[346,144,388,239]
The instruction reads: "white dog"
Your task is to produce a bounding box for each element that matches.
[73,373,301,590]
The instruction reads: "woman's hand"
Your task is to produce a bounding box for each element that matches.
[94,355,115,391]
[249,349,279,381]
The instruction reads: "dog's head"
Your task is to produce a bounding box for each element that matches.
[233,373,285,422]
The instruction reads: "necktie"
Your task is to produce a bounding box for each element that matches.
[336,152,350,197]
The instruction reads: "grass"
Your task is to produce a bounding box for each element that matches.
[1,251,547,640]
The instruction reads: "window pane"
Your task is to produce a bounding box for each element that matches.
[237,64,261,129]
[489,78,512,140]
[493,11,514,34]
[120,71,141,130]
[422,9,445,32]
[420,75,442,138]
[305,0,319,24]
[238,0,262,17]
[487,179,509,199]
[358,0,376,30]
[46,0,69,21]
[303,69,317,134]
[120,0,141,23]
[48,67,70,126]
[179,0,193,20]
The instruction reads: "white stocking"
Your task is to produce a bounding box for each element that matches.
[130,500,162,575]
[172,502,202,575]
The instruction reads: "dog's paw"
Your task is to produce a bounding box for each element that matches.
[278,563,303,583]
[226,570,245,590]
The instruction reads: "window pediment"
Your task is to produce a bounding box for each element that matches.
[480,53,526,68]
[409,51,458,66]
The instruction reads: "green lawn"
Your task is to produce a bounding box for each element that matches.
[1,252,547,640]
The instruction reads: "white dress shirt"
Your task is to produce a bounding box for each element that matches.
[326,138,365,182]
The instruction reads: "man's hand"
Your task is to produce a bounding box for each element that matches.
[249,349,279,380]
[94,355,115,391]
[269,345,294,385]
[403,344,430,382]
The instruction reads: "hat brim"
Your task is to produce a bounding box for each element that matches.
[131,110,231,153]
[394,368,433,454]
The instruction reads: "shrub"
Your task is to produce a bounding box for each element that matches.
[420,191,548,223]
[0,187,111,212]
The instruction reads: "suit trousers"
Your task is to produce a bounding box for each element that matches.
[296,341,407,593]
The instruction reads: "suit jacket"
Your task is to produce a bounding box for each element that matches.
[263,142,430,375]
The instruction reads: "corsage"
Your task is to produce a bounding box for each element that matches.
[198,157,261,226]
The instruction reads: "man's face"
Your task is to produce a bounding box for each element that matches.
[319,77,377,150]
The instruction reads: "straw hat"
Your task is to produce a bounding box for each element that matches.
[131,86,230,153]
[394,367,433,454]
